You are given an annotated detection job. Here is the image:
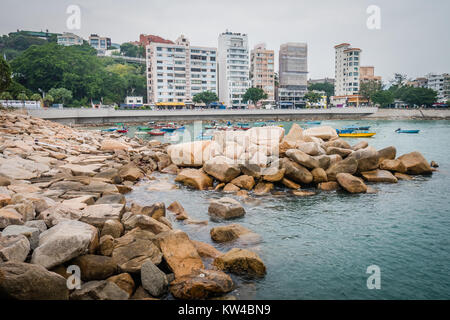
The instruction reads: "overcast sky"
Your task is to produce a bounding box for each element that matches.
[1,0,449,82]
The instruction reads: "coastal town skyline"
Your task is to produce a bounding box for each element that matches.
[0,0,449,81]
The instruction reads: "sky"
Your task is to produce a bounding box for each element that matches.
[1,0,449,82]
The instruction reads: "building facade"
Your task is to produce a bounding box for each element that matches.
[334,43,361,96]
[89,34,111,54]
[426,73,449,103]
[278,42,308,108]
[57,32,84,46]
[250,43,275,103]
[359,66,381,83]
[218,31,250,108]
[146,35,217,106]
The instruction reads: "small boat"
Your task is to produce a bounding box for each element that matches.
[338,132,376,138]
[204,125,217,130]
[336,128,355,134]
[237,122,249,126]
[148,130,165,136]
[101,128,117,132]
[116,128,128,133]
[176,126,185,130]
[395,128,420,134]
[254,122,266,126]
[161,127,176,132]
[137,126,153,131]
[306,121,321,125]
[343,125,371,130]
[218,126,233,131]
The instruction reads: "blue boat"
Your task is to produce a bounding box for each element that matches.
[395,128,420,134]
[343,125,371,130]
[161,127,176,132]
[336,128,355,134]
[306,121,321,125]
[176,126,185,130]
[101,128,117,132]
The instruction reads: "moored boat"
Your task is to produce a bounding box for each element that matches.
[148,130,165,136]
[137,126,153,131]
[395,128,420,134]
[338,132,376,138]
[116,129,128,133]
[306,121,321,125]
[161,127,176,132]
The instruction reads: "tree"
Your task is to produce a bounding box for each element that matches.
[0,91,12,100]
[359,80,382,104]
[30,93,41,101]
[43,94,54,107]
[17,92,28,101]
[304,91,322,103]
[0,56,12,92]
[308,82,334,97]
[243,87,268,105]
[48,88,72,105]
[400,87,437,106]
[372,90,395,107]
[193,91,219,105]
[120,43,144,58]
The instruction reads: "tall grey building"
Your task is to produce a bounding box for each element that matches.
[278,42,308,108]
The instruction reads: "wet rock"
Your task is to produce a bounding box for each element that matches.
[280,158,313,184]
[379,159,407,173]
[154,230,204,278]
[377,146,396,163]
[361,170,398,183]
[111,228,162,273]
[208,197,245,219]
[191,240,222,259]
[203,156,241,182]
[398,151,433,175]
[318,181,340,191]
[116,184,133,194]
[130,202,166,220]
[230,175,255,190]
[170,269,234,300]
[95,193,126,205]
[107,273,135,298]
[167,201,189,220]
[0,207,24,228]
[394,172,413,180]
[430,161,439,168]
[262,167,285,182]
[210,224,252,243]
[336,173,367,194]
[213,248,266,277]
[281,177,300,189]
[141,260,168,297]
[31,220,98,269]
[71,254,117,281]
[80,204,124,228]
[325,157,358,181]
[160,163,179,174]
[286,149,319,169]
[292,190,316,196]
[101,219,124,238]
[70,280,129,300]
[2,225,40,249]
[240,163,263,179]
[175,168,213,190]
[254,181,274,195]
[0,234,30,262]
[311,167,328,183]
[223,183,240,193]
[0,262,69,300]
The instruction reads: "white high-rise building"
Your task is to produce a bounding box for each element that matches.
[218,31,250,108]
[426,73,449,103]
[334,43,361,96]
[146,35,217,105]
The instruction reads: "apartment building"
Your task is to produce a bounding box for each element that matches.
[218,31,250,108]
[334,43,361,96]
[426,73,449,103]
[146,35,217,105]
[250,43,275,103]
[89,34,111,54]
[278,42,308,108]
[360,66,381,84]
[57,32,84,46]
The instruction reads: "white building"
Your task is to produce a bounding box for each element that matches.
[146,35,217,106]
[57,32,84,46]
[125,96,143,106]
[426,73,449,103]
[334,43,361,97]
[278,42,308,108]
[218,31,250,108]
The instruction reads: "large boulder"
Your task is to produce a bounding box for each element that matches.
[71,254,118,281]
[155,230,204,278]
[361,170,398,183]
[31,220,98,269]
[324,138,352,150]
[302,126,338,140]
[210,224,252,243]
[38,204,83,228]
[0,235,30,262]
[70,280,129,300]
[348,146,379,173]
[0,157,49,180]
[0,207,24,228]
[167,141,212,167]
[2,225,40,249]
[311,167,328,183]
[121,213,170,234]
[377,146,396,163]
[262,167,285,182]
[213,248,266,277]
[208,197,245,220]
[111,228,162,273]
[253,181,274,195]
[118,163,144,182]
[230,175,255,190]
[175,168,213,190]
[318,181,340,191]
[80,204,125,228]
[141,260,168,297]
[191,240,222,259]
[325,157,358,181]
[398,151,432,175]
[379,159,407,173]
[170,269,234,300]
[336,173,367,193]
[286,149,319,169]
[0,262,69,300]
[101,219,124,238]
[280,158,313,184]
[203,156,241,182]
[326,146,353,158]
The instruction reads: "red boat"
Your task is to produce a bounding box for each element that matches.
[116,129,128,133]
[148,130,165,136]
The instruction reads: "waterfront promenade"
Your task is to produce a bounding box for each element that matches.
[28,107,379,125]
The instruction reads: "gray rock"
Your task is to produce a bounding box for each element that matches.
[95,193,126,205]
[0,262,69,300]
[38,203,83,227]
[80,204,124,228]
[69,280,129,300]
[25,220,48,233]
[141,260,168,297]
[31,220,98,269]
[208,197,245,220]
[0,234,30,262]
[2,225,40,249]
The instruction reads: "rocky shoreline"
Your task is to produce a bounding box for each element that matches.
[0,110,437,300]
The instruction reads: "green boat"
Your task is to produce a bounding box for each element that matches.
[137,126,153,131]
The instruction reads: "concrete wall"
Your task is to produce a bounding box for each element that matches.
[27,107,378,125]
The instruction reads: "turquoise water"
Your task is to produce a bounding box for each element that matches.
[120,120,450,299]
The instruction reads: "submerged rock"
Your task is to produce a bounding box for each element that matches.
[361,170,398,183]
[175,168,213,190]
[213,248,266,277]
[208,197,245,219]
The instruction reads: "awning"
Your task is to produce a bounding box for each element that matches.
[156,102,185,106]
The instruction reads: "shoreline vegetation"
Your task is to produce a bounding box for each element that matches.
[0,109,438,300]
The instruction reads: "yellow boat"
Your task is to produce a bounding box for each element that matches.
[338,132,376,138]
